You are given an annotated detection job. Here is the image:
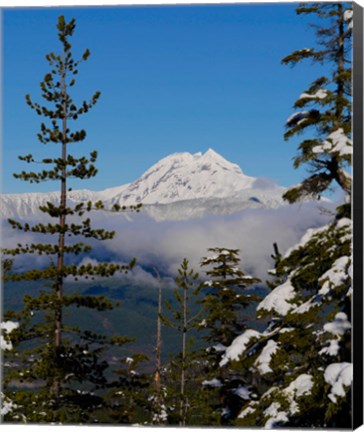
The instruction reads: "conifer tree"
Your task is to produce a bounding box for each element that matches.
[226,4,352,428]
[200,248,259,348]
[233,217,352,428]
[101,348,152,425]
[282,2,352,204]
[150,267,167,426]
[160,258,205,426]
[0,317,24,422]
[153,268,163,394]
[2,15,140,423]
[199,248,259,424]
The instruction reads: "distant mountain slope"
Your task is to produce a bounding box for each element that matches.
[111,148,257,205]
[0,149,286,220]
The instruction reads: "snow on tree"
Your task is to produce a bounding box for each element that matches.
[199,248,260,424]
[233,216,352,428]
[213,3,352,428]
[0,321,19,352]
[200,248,260,348]
[219,3,353,428]
[0,320,25,422]
[101,350,153,425]
[281,2,352,204]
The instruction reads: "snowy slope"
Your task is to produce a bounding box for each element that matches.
[0,149,285,220]
[1,189,101,219]
[111,148,256,205]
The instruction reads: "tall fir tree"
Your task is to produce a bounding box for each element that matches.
[199,247,259,424]
[160,258,206,426]
[282,2,352,204]
[2,15,140,423]
[149,267,168,426]
[227,3,352,428]
[200,248,260,348]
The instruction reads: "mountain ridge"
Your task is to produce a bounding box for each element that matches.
[0,149,285,220]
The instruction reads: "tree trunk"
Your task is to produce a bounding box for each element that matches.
[335,3,345,121]
[336,168,352,196]
[52,50,67,400]
[332,5,351,197]
[154,268,162,393]
[179,285,187,427]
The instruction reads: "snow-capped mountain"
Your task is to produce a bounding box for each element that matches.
[0,149,285,220]
[111,148,256,205]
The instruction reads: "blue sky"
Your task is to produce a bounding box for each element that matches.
[2,4,331,194]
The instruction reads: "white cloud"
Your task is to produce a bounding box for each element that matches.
[103,200,336,278]
[2,200,336,281]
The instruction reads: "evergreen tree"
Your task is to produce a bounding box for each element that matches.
[2,15,140,423]
[282,2,352,204]
[199,247,259,424]
[200,248,259,348]
[234,217,352,428]
[150,267,166,425]
[160,258,205,426]
[100,347,153,425]
[0,318,25,422]
[227,4,352,428]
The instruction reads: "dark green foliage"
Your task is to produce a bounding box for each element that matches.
[162,350,221,426]
[160,258,206,426]
[161,259,204,332]
[198,248,260,424]
[99,351,153,425]
[282,2,352,202]
[232,217,352,428]
[200,247,260,347]
[2,15,139,423]
[232,4,353,420]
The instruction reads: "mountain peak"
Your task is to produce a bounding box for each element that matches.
[200,148,226,163]
[111,149,256,205]
[0,148,286,220]
[204,147,220,157]
[199,148,244,171]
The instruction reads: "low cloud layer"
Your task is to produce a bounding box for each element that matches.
[103,201,336,278]
[2,199,338,283]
